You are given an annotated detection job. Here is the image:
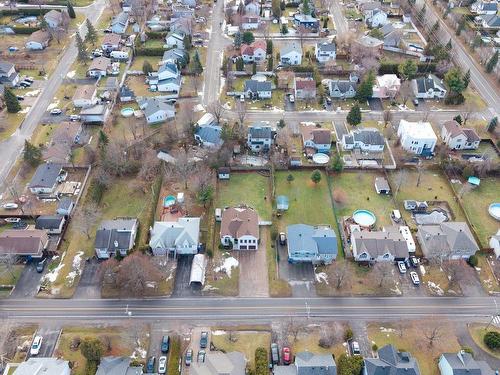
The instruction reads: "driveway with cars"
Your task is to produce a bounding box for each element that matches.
[10,262,45,299]
[27,327,61,359]
[147,323,172,374]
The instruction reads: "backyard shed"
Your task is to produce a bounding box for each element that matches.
[374,177,391,195]
[189,254,207,286]
[276,195,289,211]
[468,176,480,186]
[218,167,230,180]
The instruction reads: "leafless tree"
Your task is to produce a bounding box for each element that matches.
[116,252,164,296]
[297,25,308,50]
[329,261,350,290]
[99,257,119,287]
[373,262,393,289]
[461,104,474,126]
[399,80,412,106]
[167,148,197,189]
[236,101,247,126]
[383,110,393,126]
[207,100,226,123]
[286,317,303,343]
[416,160,424,187]
[423,325,442,347]
[0,255,19,280]
[191,75,203,96]
[73,202,101,239]
[336,31,356,55]
[135,149,161,193]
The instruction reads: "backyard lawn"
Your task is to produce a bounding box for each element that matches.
[468,323,500,359]
[330,171,395,228]
[211,331,271,369]
[216,172,272,221]
[457,177,499,248]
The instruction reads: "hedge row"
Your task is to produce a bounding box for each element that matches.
[255,348,268,375]
[0,8,52,15]
[145,30,168,39]
[13,26,40,34]
[134,47,166,56]
[378,62,436,75]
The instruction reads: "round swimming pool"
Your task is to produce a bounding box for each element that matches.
[312,153,330,164]
[121,107,134,117]
[163,195,176,208]
[353,209,376,227]
[488,203,500,221]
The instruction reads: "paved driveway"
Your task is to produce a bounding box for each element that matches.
[333,120,348,141]
[368,98,383,111]
[73,257,100,299]
[172,255,202,297]
[27,327,61,359]
[237,228,269,297]
[277,240,316,297]
[10,262,44,299]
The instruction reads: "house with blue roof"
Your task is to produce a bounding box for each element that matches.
[111,11,129,34]
[286,224,338,264]
[194,113,223,148]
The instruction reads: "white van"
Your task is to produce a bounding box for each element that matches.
[392,209,402,222]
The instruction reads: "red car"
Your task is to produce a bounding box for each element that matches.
[283,347,291,365]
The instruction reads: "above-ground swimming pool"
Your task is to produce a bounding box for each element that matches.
[121,107,134,117]
[489,203,500,221]
[163,195,176,207]
[312,153,330,164]
[353,209,376,227]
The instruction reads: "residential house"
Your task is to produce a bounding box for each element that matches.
[13,358,70,375]
[241,15,260,30]
[356,35,384,51]
[56,197,74,216]
[328,79,357,99]
[152,75,181,94]
[380,23,403,48]
[101,33,121,51]
[80,104,110,123]
[315,41,336,63]
[119,85,135,102]
[352,229,409,262]
[191,352,246,375]
[244,80,272,99]
[181,0,196,7]
[439,350,495,375]
[161,48,189,66]
[300,124,331,154]
[491,230,500,259]
[280,42,302,65]
[294,77,316,100]
[43,121,82,163]
[0,60,19,87]
[441,120,480,150]
[277,71,295,89]
[275,352,336,375]
[471,1,497,14]
[417,222,479,259]
[375,177,390,194]
[247,123,274,152]
[95,356,142,375]
[372,74,401,99]
[386,225,416,253]
[220,207,259,250]
[341,128,385,152]
[87,57,111,78]
[43,9,67,28]
[195,119,223,148]
[72,85,98,108]
[94,218,138,259]
[138,97,176,124]
[293,14,319,30]
[365,8,388,27]
[364,345,420,375]
[240,40,267,63]
[287,224,338,264]
[411,74,447,99]
[245,1,261,14]
[165,31,186,49]
[149,217,201,256]
[0,229,49,258]
[218,167,230,180]
[25,30,51,50]
[29,162,63,195]
[172,4,195,18]
[476,14,500,29]
[35,215,66,235]
[397,119,437,156]
[111,11,129,34]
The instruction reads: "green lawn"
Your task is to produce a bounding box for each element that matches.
[0,111,24,142]
[468,323,500,359]
[211,331,271,369]
[0,264,24,286]
[331,172,396,228]
[457,177,499,248]
[216,172,272,221]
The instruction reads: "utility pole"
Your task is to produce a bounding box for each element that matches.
[485,299,498,331]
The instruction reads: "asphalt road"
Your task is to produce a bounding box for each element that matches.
[0,0,107,187]
[329,0,348,35]
[1,297,498,321]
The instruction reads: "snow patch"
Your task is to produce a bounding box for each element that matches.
[427,281,444,296]
[24,89,40,97]
[379,327,395,333]
[47,101,60,110]
[66,251,84,284]
[43,252,66,283]
[19,106,30,114]
[215,257,239,277]
[203,284,219,291]
[66,70,76,78]
[130,340,147,359]
[315,272,328,285]
[212,330,226,336]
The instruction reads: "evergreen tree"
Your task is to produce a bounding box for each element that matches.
[85,19,97,45]
[267,56,273,71]
[472,35,482,50]
[234,31,242,48]
[302,0,311,15]
[487,117,498,133]
[67,1,76,18]
[453,115,462,124]
[4,87,21,113]
[398,59,417,81]
[266,39,273,55]
[75,32,87,62]
[323,17,328,28]
[40,18,49,30]
[278,119,286,128]
[98,129,109,149]
[311,169,321,184]
[242,31,255,45]
[281,24,288,34]
[23,140,42,167]
[287,174,294,183]
[463,69,470,89]
[191,51,203,75]
[346,104,362,126]
[183,34,192,49]
[446,39,452,50]
[142,60,153,75]
[486,51,498,73]
[444,68,466,94]
[236,57,244,71]
[355,71,374,102]
[252,62,257,75]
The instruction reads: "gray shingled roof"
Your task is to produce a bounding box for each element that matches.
[347,128,385,146]
[195,125,223,146]
[96,356,142,375]
[418,222,479,255]
[287,224,338,256]
[317,41,336,53]
[280,41,302,56]
[295,352,336,375]
[439,351,496,375]
[35,215,64,230]
[414,75,446,94]
[365,345,420,375]
[353,231,409,258]
[244,80,272,93]
[249,125,273,139]
[29,163,62,189]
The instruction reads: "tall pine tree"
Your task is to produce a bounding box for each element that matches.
[67,1,76,18]
[486,51,498,74]
[346,104,362,126]
[23,140,42,167]
[191,51,203,75]
[85,19,97,45]
[4,88,21,113]
[75,32,87,62]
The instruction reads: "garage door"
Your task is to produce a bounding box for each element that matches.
[240,246,247,250]
[248,246,256,250]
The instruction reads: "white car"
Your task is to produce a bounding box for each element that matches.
[50,108,63,115]
[351,341,361,355]
[397,261,406,274]
[289,95,295,103]
[240,94,245,102]
[30,336,43,356]
[158,356,167,374]
[410,271,420,285]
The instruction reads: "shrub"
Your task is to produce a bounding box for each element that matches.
[255,347,268,375]
[484,331,500,350]
[145,31,168,39]
[372,343,378,351]
[468,255,478,267]
[344,327,353,341]
[461,346,474,356]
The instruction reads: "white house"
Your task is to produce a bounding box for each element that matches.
[13,358,70,375]
[372,74,401,99]
[315,42,336,63]
[397,119,437,156]
[411,74,447,99]
[28,163,63,195]
[87,57,110,78]
[139,97,176,124]
[149,217,200,256]
[0,60,19,87]
[247,123,274,152]
[441,120,481,150]
[101,33,121,51]
[341,128,385,152]
[280,42,302,66]
[43,9,67,28]
[220,207,259,250]
[365,8,388,28]
[241,15,260,30]
[157,62,180,81]
[25,30,50,50]
[110,50,129,60]
[240,40,267,63]
[72,85,98,108]
[470,1,497,14]
[165,31,186,49]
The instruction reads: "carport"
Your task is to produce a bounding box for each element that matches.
[189,254,207,286]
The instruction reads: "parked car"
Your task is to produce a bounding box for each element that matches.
[16,95,24,101]
[18,81,30,88]
[36,259,46,273]
[69,115,81,122]
[200,331,208,348]
[8,46,19,52]
[391,209,401,222]
[185,349,193,366]
[350,341,361,355]
[410,271,420,285]
[197,350,206,363]
[13,221,28,230]
[158,356,167,374]
[103,28,112,33]
[413,98,419,106]
[50,108,63,115]
[2,203,18,210]
[146,356,156,373]
[4,217,20,223]
[270,343,280,365]
[30,336,43,356]
[24,77,34,83]
[282,347,291,365]
[20,80,32,86]
[240,94,245,102]
[161,335,170,353]
[397,261,406,274]
[279,232,287,246]
[289,95,295,103]
[326,97,332,105]
[410,256,419,268]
